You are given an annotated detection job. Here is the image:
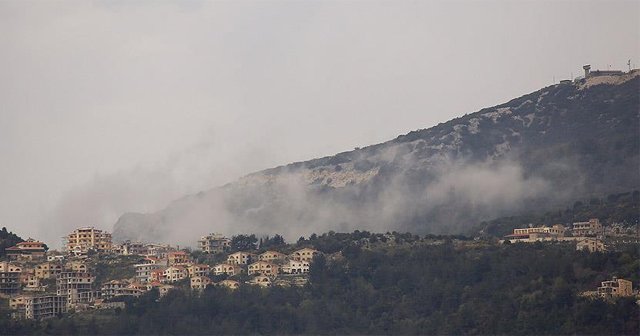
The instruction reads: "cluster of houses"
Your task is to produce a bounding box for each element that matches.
[134,240,320,291]
[501,218,618,252]
[1,229,321,320]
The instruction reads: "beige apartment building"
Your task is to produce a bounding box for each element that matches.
[0,262,22,295]
[198,233,231,254]
[35,262,63,279]
[168,251,191,265]
[187,264,210,278]
[218,279,240,289]
[282,260,310,274]
[597,277,633,297]
[65,261,88,273]
[213,263,244,276]
[513,224,566,236]
[6,239,47,260]
[572,218,603,237]
[56,271,95,305]
[227,252,255,265]
[248,261,280,276]
[576,238,606,253]
[190,276,212,291]
[259,251,287,262]
[64,227,112,255]
[24,295,67,320]
[290,248,320,262]
[247,275,272,288]
[163,266,187,283]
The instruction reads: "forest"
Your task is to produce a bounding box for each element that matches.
[0,234,637,335]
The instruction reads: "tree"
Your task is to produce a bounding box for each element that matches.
[231,234,258,251]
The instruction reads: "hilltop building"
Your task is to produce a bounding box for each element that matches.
[198,233,231,254]
[64,227,112,255]
[5,239,47,260]
[572,218,603,237]
[503,224,566,243]
[597,277,633,297]
[582,64,625,78]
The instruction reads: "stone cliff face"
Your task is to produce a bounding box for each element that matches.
[113,72,640,245]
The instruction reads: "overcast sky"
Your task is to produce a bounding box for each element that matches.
[0,0,638,243]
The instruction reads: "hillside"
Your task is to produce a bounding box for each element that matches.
[0,227,23,258]
[113,71,640,245]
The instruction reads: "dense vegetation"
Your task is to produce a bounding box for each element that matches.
[1,234,637,335]
[0,227,23,258]
[476,191,640,237]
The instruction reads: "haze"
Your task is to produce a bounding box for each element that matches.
[0,0,638,246]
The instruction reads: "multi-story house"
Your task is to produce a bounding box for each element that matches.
[64,227,112,255]
[101,280,143,300]
[135,259,165,283]
[259,251,287,262]
[47,255,65,262]
[56,271,95,305]
[576,238,606,253]
[149,268,167,283]
[168,251,191,266]
[213,263,244,276]
[144,244,174,259]
[23,274,44,292]
[248,261,280,276]
[65,261,87,273]
[572,218,603,237]
[247,275,272,288]
[227,252,255,265]
[187,264,210,278]
[597,277,633,297]
[190,276,212,291]
[6,238,47,261]
[218,279,240,290]
[290,248,320,262]
[113,241,147,256]
[198,233,231,254]
[24,295,67,320]
[35,262,63,279]
[281,260,310,274]
[0,261,22,296]
[163,266,187,283]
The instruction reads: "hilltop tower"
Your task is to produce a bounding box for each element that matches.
[583,64,591,78]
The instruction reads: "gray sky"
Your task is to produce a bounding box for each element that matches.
[0,0,638,243]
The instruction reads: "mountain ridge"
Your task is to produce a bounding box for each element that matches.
[113,71,640,245]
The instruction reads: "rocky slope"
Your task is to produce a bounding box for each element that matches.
[113,71,640,245]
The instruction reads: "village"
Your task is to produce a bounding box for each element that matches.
[0,218,638,321]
